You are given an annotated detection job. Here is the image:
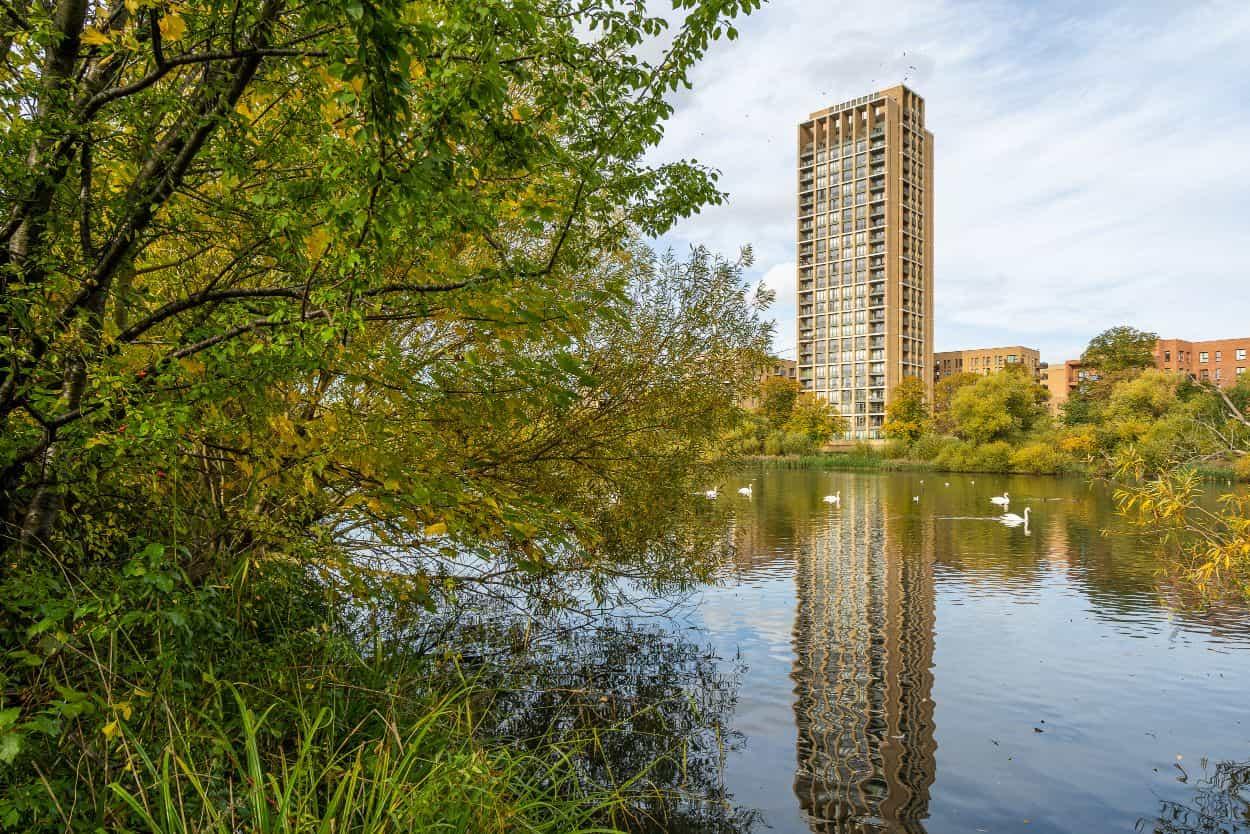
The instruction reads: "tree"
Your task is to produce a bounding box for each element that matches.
[949,370,1048,444]
[0,0,768,823]
[1081,326,1159,377]
[784,393,846,443]
[932,372,978,434]
[882,377,930,442]
[0,0,764,558]
[758,375,801,426]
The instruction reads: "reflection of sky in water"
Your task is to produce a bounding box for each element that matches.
[672,469,1250,834]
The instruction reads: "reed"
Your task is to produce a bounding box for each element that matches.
[108,685,637,834]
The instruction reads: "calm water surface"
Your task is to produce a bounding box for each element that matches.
[673,469,1250,834]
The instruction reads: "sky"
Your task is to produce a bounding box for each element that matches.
[651,0,1250,364]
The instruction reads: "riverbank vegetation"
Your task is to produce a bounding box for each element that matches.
[735,327,1249,482]
[0,0,769,830]
[732,326,1250,593]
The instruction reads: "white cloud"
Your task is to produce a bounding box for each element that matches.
[757,261,797,358]
[651,0,1250,364]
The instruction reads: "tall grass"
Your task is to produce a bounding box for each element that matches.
[109,686,636,834]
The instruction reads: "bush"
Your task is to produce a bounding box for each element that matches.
[882,439,911,460]
[909,433,948,462]
[762,431,785,456]
[1058,426,1098,459]
[933,438,977,471]
[1010,440,1072,474]
[972,441,1014,473]
[783,431,818,455]
[1235,455,1250,483]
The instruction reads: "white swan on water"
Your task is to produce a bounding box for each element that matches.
[990,492,1010,507]
[701,488,719,500]
[999,507,1030,528]
[822,492,840,505]
[738,484,753,498]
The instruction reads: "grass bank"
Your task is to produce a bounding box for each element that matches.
[747,450,1246,482]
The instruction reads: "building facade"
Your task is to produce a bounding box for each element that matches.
[796,85,934,440]
[1155,337,1249,388]
[1041,359,1093,415]
[933,345,1040,383]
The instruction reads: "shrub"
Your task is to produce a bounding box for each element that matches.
[1059,426,1098,458]
[783,431,818,455]
[973,441,1014,473]
[909,433,948,462]
[933,438,977,471]
[1235,455,1250,483]
[882,439,911,460]
[1010,440,1072,475]
[762,431,786,456]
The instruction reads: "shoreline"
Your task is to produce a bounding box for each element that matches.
[740,452,1243,482]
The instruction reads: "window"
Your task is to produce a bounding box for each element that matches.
[1238,367,1246,376]
[1164,351,1171,362]
[1199,352,1209,363]
[1215,369,1222,381]
[1200,369,1210,381]
[1238,349,1246,361]
[1215,351,1222,362]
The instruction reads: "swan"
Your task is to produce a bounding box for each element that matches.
[822,492,841,505]
[944,482,950,487]
[990,492,1010,507]
[999,507,1030,527]
[701,488,719,500]
[738,484,753,498]
[912,495,920,502]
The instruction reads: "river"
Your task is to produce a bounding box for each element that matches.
[663,468,1250,834]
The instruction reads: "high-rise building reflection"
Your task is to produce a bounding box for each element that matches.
[791,481,937,832]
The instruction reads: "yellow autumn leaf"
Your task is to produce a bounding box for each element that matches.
[159,13,186,42]
[425,522,448,537]
[305,228,330,260]
[82,28,110,46]
[102,720,119,739]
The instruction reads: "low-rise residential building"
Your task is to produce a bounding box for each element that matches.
[1041,359,1095,415]
[1155,337,1249,388]
[934,346,1040,383]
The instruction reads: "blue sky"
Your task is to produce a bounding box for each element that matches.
[652,0,1250,363]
